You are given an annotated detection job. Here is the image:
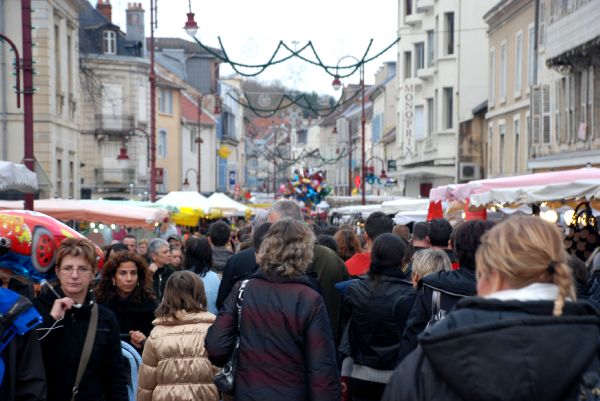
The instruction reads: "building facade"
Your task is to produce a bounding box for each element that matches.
[78,1,150,199]
[0,0,85,198]
[529,0,600,171]
[484,0,535,178]
[396,0,496,197]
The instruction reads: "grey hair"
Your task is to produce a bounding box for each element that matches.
[148,238,169,257]
[412,249,451,279]
[268,200,303,222]
[252,209,269,229]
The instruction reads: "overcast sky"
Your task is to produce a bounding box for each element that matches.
[90,0,399,95]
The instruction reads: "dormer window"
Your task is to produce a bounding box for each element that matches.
[103,30,116,54]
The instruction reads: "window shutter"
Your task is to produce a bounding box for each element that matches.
[531,85,541,144]
[542,84,551,143]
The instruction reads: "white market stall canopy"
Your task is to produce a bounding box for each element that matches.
[330,204,382,218]
[0,199,168,229]
[0,161,38,193]
[156,191,211,212]
[380,198,430,214]
[394,210,428,225]
[206,193,249,216]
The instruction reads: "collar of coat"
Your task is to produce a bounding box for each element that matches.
[153,310,215,326]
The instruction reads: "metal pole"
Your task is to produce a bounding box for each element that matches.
[273,124,277,199]
[348,123,352,196]
[22,0,34,210]
[149,0,157,201]
[197,95,202,192]
[360,64,366,206]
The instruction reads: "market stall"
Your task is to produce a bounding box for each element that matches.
[206,192,250,217]
[0,199,169,229]
[380,198,430,215]
[155,191,216,226]
[0,160,38,193]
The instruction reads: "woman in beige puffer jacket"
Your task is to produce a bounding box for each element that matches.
[137,271,219,401]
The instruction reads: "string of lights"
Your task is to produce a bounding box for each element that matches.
[226,89,360,118]
[190,36,400,78]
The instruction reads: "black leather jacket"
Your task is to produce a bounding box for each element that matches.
[344,268,416,370]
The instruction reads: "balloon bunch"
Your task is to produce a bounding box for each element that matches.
[281,169,332,210]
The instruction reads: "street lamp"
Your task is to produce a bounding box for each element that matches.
[183,0,199,37]
[332,56,366,205]
[182,168,199,191]
[149,0,158,201]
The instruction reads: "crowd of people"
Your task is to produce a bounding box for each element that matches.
[2,199,600,401]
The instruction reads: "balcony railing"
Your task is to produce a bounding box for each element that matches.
[94,114,135,132]
[95,168,135,187]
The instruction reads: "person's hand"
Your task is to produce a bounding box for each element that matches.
[50,297,74,320]
[130,330,147,349]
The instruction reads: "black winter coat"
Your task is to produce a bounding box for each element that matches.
[344,269,416,370]
[396,267,476,363]
[216,247,257,310]
[33,288,128,401]
[152,265,174,302]
[206,270,341,401]
[382,298,600,401]
[99,295,157,341]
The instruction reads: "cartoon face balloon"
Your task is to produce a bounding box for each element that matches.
[0,210,104,282]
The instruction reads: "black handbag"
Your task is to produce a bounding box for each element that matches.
[214,279,250,394]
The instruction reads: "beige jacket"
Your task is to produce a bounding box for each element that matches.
[137,311,219,401]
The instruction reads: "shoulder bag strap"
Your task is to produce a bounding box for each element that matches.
[71,303,98,401]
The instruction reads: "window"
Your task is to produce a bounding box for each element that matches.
[56,158,62,198]
[487,123,493,175]
[515,32,523,96]
[513,118,520,173]
[404,51,412,79]
[414,42,425,74]
[489,48,496,106]
[297,129,308,145]
[102,30,116,55]
[500,42,507,102]
[158,129,167,158]
[427,30,435,67]
[444,12,455,55]
[405,0,413,16]
[499,124,506,175]
[539,0,546,48]
[415,105,425,140]
[531,85,541,144]
[443,87,453,129]
[528,25,535,86]
[158,88,173,114]
[427,98,434,136]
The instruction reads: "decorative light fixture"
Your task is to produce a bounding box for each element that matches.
[183,0,199,37]
[182,177,190,190]
[117,142,129,169]
[331,75,342,91]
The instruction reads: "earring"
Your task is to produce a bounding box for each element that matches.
[112,281,116,286]
[136,282,140,287]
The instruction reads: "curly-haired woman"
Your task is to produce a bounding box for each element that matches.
[206,218,340,401]
[96,251,157,349]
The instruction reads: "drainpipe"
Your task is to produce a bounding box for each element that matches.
[0,0,7,160]
[455,0,462,184]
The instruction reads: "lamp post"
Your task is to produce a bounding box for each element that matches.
[332,56,366,205]
[149,0,157,201]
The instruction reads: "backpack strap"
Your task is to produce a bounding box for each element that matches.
[71,303,98,401]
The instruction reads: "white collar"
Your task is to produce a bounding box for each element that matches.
[485,282,559,302]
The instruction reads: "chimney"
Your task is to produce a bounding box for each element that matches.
[126,2,146,56]
[96,0,112,22]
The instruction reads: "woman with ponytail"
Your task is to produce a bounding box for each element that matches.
[382,215,600,401]
[343,233,416,401]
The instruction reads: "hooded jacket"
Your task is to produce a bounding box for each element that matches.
[206,270,341,401]
[397,268,476,362]
[211,246,234,274]
[33,288,128,401]
[344,269,416,370]
[152,265,174,302]
[137,311,218,401]
[382,297,600,401]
